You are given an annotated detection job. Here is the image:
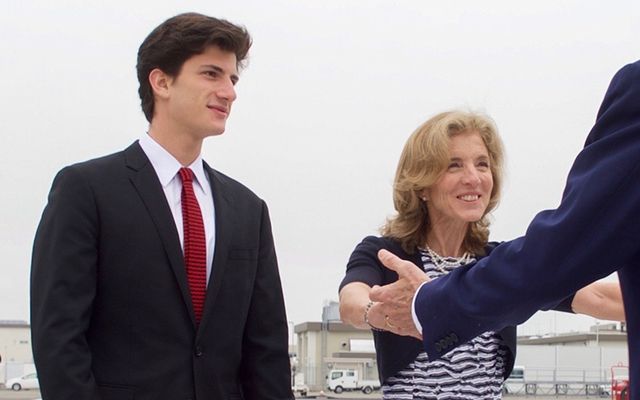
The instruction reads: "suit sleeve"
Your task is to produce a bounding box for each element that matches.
[415,61,640,359]
[239,201,294,400]
[31,166,100,399]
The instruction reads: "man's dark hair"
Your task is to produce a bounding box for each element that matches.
[137,12,252,122]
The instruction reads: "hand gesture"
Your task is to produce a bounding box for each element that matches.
[369,249,429,340]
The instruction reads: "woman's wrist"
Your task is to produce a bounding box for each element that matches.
[364,300,385,332]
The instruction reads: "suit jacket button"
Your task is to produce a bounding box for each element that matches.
[451,333,459,343]
[435,343,442,352]
[195,346,203,357]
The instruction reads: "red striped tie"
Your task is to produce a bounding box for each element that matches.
[179,167,206,324]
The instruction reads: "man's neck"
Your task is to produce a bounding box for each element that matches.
[148,121,203,167]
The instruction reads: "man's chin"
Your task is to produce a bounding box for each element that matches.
[205,128,226,137]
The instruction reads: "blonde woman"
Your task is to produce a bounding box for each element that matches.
[339,110,623,399]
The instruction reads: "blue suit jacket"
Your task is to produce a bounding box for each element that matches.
[415,60,640,398]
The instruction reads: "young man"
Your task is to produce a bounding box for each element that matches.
[31,13,293,400]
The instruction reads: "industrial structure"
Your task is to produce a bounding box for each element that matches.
[293,302,629,393]
[0,320,35,384]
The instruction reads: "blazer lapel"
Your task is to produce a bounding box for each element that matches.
[124,142,196,326]
[198,163,233,332]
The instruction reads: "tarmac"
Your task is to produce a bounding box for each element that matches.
[0,389,40,400]
[0,388,610,399]
[302,390,608,399]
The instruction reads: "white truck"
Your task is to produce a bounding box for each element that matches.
[291,382,308,397]
[502,365,525,394]
[327,369,380,394]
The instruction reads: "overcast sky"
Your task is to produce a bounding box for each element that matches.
[2,1,638,336]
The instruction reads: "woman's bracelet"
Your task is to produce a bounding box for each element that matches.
[364,300,385,332]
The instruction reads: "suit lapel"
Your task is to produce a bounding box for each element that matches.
[124,142,196,326]
[198,163,233,332]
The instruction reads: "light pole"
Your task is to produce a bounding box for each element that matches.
[288,321,296,387]
[288,320,295,347]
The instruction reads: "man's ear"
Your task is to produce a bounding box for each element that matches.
[149,68,171,100]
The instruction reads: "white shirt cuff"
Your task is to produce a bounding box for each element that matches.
[411,281,429,335]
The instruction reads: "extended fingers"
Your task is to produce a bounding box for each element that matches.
[378,249,412,273]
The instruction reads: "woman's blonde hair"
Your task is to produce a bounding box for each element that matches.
[381,110,505,255]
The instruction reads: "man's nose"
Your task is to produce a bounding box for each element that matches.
[218,80,237,102]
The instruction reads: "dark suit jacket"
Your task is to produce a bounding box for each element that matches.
[31,142,293,400]
[340,236,516,384]
[415,60,640,398]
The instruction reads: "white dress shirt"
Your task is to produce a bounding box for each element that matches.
[139,133,216,286]
[412,281,428,334]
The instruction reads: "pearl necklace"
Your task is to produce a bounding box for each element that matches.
[424,245,472,274]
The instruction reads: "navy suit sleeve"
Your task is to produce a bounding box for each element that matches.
[415,61,640,359]
[30,166,100,399]
[238,201,294,400]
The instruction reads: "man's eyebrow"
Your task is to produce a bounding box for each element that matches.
[201,64,239,82]
[201,64,223,72]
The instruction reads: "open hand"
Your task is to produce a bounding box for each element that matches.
[368,249,429,340]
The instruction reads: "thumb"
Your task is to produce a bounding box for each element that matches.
[378,249,408,274]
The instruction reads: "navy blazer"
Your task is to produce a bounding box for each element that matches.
[340,236,516,384]
[416,60,640,398]
[31,142,293,400]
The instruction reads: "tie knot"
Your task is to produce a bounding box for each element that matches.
[179,167,194,183]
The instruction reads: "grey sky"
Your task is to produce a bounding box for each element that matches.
[2,1,638,335]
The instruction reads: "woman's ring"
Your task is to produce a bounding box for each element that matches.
[385,315,396,329]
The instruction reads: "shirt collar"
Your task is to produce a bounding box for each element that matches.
[139,133,210,195]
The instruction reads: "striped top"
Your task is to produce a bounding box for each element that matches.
[382,250,508,400]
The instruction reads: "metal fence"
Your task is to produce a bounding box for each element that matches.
[504,367,613,397]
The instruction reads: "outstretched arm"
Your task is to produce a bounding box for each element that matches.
[572,281,625,321]
[371,250,626,344]
[339,282,386,330]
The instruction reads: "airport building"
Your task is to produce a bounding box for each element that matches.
[293,302,629,392]
[0,312,629,393]
[0,320,35,384]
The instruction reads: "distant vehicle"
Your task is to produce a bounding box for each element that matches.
[599,383,611,396]
[502,365,525,394]
[291,382,309,396]
[326,369,380,394]
[5,372,39,391]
